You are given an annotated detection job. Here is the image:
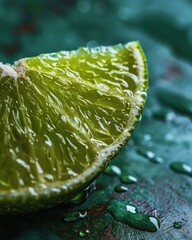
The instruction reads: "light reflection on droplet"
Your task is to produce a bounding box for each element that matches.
[126,204,136,213]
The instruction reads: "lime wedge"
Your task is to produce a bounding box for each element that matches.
[0,42,148,214]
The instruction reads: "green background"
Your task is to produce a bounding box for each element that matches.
[1,0,192,239]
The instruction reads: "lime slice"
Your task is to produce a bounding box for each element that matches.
[0,41,148,214]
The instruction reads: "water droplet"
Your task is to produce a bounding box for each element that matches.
[64,210,87,222]
[69,182,95,205]
[137,148,155,159]
[69,191,87,205]
[114,185,128,193]
[153,109,175,122]
[173,221,183,229]
[79,229,90,237]
[121,175,138,184]
[165,133,174,142]
[143,134,152,143]
[150,156,164,164]
[137,148,163,164]
[108,200,160,232]
[136,133,153,146]
[126,204,137,213]
[170,162,192,177]
[104,165,121,176]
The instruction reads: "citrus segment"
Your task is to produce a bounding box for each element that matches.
[0,42,147,213]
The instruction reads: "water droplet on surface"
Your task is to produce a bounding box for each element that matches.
[137,148,163,164]
[150,156,164,164]
[114,185,128,193]
[173,221,183,229]
[104,165,121,176]
[79,229,90,237]
[166,112,176,122]
[69,182,95,205]
[143,134,152,143]
[69,191,87,205]
[153,109,175,122]
[170,162,192,177]
[137,148,155,159]
[135,133,153,146]
[108,200,160,232]
[120,175,138,184]
[64,210,87,222]
[126,204,137,213]
[165,133,174,142]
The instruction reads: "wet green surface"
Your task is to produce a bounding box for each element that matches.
[1,0,192,239]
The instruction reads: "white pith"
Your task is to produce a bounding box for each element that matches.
[0,62,17,79]
[0,61,26,79]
